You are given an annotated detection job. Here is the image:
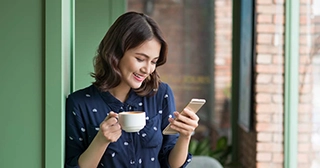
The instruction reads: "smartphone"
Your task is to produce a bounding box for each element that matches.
[162,98,206,135]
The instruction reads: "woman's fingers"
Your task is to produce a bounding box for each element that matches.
[99,111,122,143]
[169,109,199,136]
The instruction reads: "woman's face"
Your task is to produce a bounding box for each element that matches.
[118,38,161,89]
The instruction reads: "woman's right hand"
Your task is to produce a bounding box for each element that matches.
[97,111,122,144]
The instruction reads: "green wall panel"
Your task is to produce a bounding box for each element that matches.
[75,0,126,90]
[0,0,44,168]
[0,0,126,167]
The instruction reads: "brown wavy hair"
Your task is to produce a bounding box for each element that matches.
[91,11,168,96]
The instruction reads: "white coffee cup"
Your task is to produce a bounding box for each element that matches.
[118,111,146,132]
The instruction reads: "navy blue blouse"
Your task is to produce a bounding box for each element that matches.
[65,82,192,168]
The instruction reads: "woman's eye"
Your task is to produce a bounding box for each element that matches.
[151,61,157,65]
[136,58,144,62]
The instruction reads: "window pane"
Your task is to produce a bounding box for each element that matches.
[298,0,320,167]
[127,0,232,165]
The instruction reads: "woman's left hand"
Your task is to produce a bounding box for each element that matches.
[168,108,199,137]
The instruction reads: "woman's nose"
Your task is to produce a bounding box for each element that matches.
[141,62,152,74]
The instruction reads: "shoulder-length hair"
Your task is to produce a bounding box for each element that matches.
[91,11,168,97]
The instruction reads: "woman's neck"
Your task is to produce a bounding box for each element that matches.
[108,84,131,103]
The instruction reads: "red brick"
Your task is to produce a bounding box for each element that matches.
[257,132,272,142]
[299,55,311,64]
[256,0,273,4]
[256,103,283,113]
[298,143,311,152]
[273,14,284,24]
[298,153,308,163]
[298,114,311,123]
[257,34,273,44]
[255,84,283,94]
[299,45,312,54]
[257,142,273,152]
[256,5,284,14]
[272,153,284,162]
[256,74,272,83]
[300,15,310,24]
[256,152,272,161]
[257,162,282,168]
[272,74,283,84]
[298,133,310,142]
[273,133,284,142]
[272,55,284,64]
[256,123,273,132]
[298,123,312,133]
[256,93,272,103]
[257,14,273,23]
[299,84,312,94]
[256,64,284,74]
[272,94,283,103]
[256,44,284,55]
[273,0,284,4]
[298,104,312,113]
[257,54,272,64]
[256,114,272,122]
[256,24,277,33]
[300,25,316,34]
[272,113,283,123]
[299,94,312,103]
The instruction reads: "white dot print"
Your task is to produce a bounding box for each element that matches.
[72,111,76,116]
[142,133,147,137]
[153,127,157,131]
[69,136,73,140]
[158,110,163,114]
[79,137,83,141]
[85,94,90,97]
[138,102,143,106]
[129,106,132,110]
[187,158,192,162]
[130,160,135,164]
[100,163,104,167]
[146,116,149,120]
[169,114,172,118]
[151,157,155,161]
[95,127,99,131]
[124,142,129,145]
[112,152,115,157]
[81,128,85,132]
[139,158,142,164]
[164,94,168,98]
[92,109,97,112]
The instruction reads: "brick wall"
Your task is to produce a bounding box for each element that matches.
[127,0,320,168]
[298,0,320,167]
[252,0,285,168]
[128,0,232,147]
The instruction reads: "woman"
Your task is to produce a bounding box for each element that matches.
[65,11,199,168]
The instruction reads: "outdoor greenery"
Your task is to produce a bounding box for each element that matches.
[188,136,232,166]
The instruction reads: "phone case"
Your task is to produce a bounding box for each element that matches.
[162,98,206,135]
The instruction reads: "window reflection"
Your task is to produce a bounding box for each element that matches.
[127,0,233,165]
[298,0,320,167]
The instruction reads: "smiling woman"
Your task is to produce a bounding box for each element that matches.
[65,11,200,168]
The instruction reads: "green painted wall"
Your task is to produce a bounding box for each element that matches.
[75,0,126,90]
[0,0,125,167]
[0,0,44,167]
